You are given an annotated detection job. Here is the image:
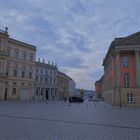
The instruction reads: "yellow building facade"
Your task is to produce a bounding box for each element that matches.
[0,28,36,101]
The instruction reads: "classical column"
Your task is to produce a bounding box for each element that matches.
[116,51,120,87]
[135,50,140,87]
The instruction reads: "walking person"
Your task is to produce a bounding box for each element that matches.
[64,97,67,102]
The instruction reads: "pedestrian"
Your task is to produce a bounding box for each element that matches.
[64,97,66,102]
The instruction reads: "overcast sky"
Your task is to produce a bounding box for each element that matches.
[0,0,140,90]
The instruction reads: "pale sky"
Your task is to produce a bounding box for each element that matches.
[0,0,140,90]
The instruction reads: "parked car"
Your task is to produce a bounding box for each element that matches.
[69,97,84,103]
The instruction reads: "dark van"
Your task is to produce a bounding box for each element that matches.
[69,97,84,103]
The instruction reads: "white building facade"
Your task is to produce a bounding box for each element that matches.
[35,61,58,100]
[68,79,76,97]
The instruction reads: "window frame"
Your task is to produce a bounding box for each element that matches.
[123,56,129,68]
[29,72,32,79]
[22,52,26,60]
[127,93,133,103]
[124,73,129,87]
[13,70,17,77]
[12,88,16,94]
[21,71,25,78]
[15,50,19,58]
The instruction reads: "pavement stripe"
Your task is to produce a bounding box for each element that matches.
[0,114,139,130]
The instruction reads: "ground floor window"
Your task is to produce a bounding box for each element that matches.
[36,89,38,96]
[127,93,133,103]
[12,88,16,94]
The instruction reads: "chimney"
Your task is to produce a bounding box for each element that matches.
[52,61,54,66]
[48,60,50,64]
[43,59,45,63]
[38,58,40,62]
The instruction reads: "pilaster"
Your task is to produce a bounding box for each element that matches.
[116,51,120,87]
[135,50,140,87]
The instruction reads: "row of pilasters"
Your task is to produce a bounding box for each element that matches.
[115,50,140,88]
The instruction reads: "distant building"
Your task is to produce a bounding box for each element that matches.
[68,78,76,97]
[75,89,95,98]
[35,60,58,100]
[95,76,103,98]
[0,28,36,101]
[97,31,140,105]
[57,71,76,100]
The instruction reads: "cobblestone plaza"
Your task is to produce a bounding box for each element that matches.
[0,101,140,140]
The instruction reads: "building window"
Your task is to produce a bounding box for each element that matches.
[13,70,17,77]
[6,70,9,76]
[22,71,25,78]
[21,83,24,86]
[29,72,32,79]
[22,52,26,60]
[36,69,38,73]
[7,48,10,56]
[45,77,48,83]
[124,73,129,87]
[40,69,43,75]
[123,56,129,68]
[54,71,56,76]
[30,54,33,62]
[13,82,16,85]
[127,93,133,103]
[41,90,43,96]
[40,77,42,82]
[29,83,32,86]
[36,76,38,81]
[12,88,16,94]
[15,50,19,58]
[36,89,38,96]
[50,71,52,75]
[46,70,48,74]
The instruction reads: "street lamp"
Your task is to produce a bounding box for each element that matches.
[119,87,121,108]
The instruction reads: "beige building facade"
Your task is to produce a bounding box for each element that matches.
[57,71,75,100]
[0,28,36,101]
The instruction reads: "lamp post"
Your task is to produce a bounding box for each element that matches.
[119,87,121,108]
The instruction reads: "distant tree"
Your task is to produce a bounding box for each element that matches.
[80,89,84,98]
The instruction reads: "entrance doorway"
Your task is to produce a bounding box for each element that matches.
[45,89,48,100]
[4,88,7,100]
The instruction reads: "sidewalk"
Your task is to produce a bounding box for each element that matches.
[0,101,140,140]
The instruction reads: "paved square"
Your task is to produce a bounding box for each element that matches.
[0,100,140,140]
